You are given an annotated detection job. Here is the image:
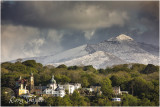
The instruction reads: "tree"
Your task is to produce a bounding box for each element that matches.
[81,77,89,87]
[98,69,105,74]
[141,64,159,74]
[122,94,139,106]
[110,72,131,90]
[83,65,96,72]
[45,97,54,106]
[8,77,16,90]
[1,68,9,74]
[1,87,15,106]
[71,90,80,105]
[139,98,155,106]
[61,95,72,106]
[101,78,113,98]
[70,90,87,106]
[57,64,67,69]
[22,60,37,68]
[7,63,27,73]
[55,75,71,84]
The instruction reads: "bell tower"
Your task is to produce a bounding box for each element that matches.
[30,73,34,93]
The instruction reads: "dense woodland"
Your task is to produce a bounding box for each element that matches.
[1,60,159,106]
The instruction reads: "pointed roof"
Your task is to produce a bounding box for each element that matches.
[50,75,56,84]
[31,73,33,76]
[19,76,22,80]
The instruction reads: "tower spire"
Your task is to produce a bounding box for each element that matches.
[30,73,34,93]
[19,76,22,80]
[51,75,56,84]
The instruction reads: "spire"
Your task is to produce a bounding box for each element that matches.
[31,72,33,76]
[19,76,22,80]
[51,75,56,84]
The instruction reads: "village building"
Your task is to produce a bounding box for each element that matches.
[15,76,29,96]
[113,86,128,95]
[113,86,122,95]
[58,83,81,94]
[34,85,46,95]
[81,85,102,96]
[112,98,121,102]
[90,86,101,93]
[43,75,66,97]
[16,74,82,98]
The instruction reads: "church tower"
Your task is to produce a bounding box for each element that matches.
[48,75,57,90]
[30,73,34,93]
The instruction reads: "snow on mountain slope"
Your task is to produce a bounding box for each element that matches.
[11,34,159,69]
[53,51,127,69]
[16,45,89,65]
[108,34,133,41]
[85,34,159,65]
[42,45,89,64]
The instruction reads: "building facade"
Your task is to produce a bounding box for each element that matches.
[16,76,29,96]
[113,86,128,95]
[43,75,66,97]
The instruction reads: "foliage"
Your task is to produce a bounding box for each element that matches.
[1,87,27,106]
[22,60,37,68]
[122,94,139,106]
[55,74,71,84]
[101,78,113,98]
[57,64,67,68]
[1,61,159,106]
[141,64,159,74]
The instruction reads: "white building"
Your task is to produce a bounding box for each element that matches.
[43,88,65,97]
[112,98,121,102]
[43,75,81,97]
[43,75,65,97]
[58,83,81,94]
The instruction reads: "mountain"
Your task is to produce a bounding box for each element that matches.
[53,51,127,69]
[85,34,159,66]
[12,34,159,69]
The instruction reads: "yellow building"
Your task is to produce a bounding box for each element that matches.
[18,83,29,96]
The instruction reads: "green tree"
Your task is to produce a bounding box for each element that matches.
[1,87,15,106]
[81,77,89,87]
[70,90,87,106]
[57,64,67,69]
[101,78,113,98]
[22,60,37,68]
[55,75,71,84]
[61,95,72,106]
[1,68,9,74]
[141,64,159,74]
[139,98,155,106]
[122,94,139,106]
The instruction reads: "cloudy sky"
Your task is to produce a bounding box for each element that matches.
[1,1,159,62]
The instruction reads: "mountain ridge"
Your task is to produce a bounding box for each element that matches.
[10,34,159,69]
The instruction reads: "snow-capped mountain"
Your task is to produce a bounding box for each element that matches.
[12,34,159,69]
[85,34,159,66]
[53,51,127,69]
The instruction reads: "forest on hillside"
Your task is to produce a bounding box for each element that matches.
[1,60,159,106]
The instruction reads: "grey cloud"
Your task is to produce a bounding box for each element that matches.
[1,1,159,62]
[2,1,129,30]
[1,25,64,61]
